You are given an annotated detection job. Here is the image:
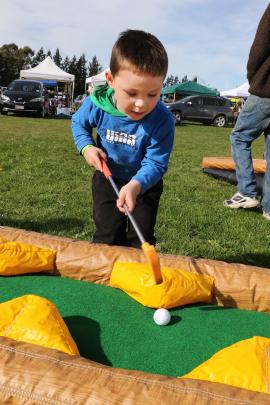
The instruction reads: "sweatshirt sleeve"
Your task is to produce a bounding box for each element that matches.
[71,97,100,154]
[247,4,270,84]
[132,112,175,193]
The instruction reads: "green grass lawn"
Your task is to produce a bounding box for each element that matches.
[0,114,269,268]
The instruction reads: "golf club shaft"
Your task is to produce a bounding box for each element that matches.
[101,159,163,284]
[107,176,146,245]
[101,159,146,244]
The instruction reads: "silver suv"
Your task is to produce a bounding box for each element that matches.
[165,95,233,127]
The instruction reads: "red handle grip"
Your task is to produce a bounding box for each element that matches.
[101,159,112,178]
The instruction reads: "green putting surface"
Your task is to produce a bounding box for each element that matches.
[1,274,270,377]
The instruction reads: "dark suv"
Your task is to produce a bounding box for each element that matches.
[165,95,233,127]
[0,80,45,117]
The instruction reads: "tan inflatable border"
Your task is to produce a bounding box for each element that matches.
[0,225,270,404]
[202,157,266,174]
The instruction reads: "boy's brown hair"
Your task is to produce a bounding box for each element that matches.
[110,29,168,78]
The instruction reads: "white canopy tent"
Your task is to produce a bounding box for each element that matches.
[85,69,108,91]
[220,82,250,98]
[20,56,75,105]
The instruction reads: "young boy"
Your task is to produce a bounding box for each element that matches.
[72,29,175,247]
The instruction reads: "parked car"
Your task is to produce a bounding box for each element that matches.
[165,95,233,127]
[0,80,45,117]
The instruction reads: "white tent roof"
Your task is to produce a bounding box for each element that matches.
[86,69,108,87]
[220,82,250,98]
[20,56,74,82]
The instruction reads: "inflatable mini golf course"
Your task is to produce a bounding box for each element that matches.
[1,225,270,404]
[202,156,266,193]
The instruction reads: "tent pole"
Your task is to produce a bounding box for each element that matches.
[71,82,74,105]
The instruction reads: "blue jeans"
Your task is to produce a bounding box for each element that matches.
[231,95,270,213]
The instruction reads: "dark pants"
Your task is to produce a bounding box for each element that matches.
[92,171,163,248]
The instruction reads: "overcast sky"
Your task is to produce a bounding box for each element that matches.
[1,0,269,91]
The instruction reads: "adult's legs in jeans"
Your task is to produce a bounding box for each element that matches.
[230,95,267,197]
[92,171,128,246]
[126,180,163,248]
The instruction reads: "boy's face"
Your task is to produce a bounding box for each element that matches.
[106,67,164,120]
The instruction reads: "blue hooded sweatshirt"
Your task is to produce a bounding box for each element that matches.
[71,85,174,193]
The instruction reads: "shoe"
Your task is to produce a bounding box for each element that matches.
[263,211,270,221]
[223,192,259,209]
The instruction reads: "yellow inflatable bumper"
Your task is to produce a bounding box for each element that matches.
[110,262,214,309]
[182,336,270,394]
[0,240,55,275]
[0,295,79,355]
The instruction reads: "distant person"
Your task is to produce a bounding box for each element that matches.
[72,29,174,247]
[44,90,50,117]
[232,101,242,124]
[49,97,56,116]
[224,4,270,221]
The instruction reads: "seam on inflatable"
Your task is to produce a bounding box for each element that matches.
[2,301,31,337]
[0,381,262,405]
[0,344,265,404]
[49,305,76,353]
[0,245,54,254]
[266,347,270,393]
[0,383,73,405]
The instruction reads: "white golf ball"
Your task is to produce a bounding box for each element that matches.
[153,308,171,326]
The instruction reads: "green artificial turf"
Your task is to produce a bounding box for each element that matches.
[1,274,270,377]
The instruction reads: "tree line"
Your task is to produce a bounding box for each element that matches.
[0,43,198,96]
[163,74,198,88]
[0,44,103,96]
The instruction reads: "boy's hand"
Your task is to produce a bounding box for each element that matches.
[117,180,141,213]
[83,146,107,172]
